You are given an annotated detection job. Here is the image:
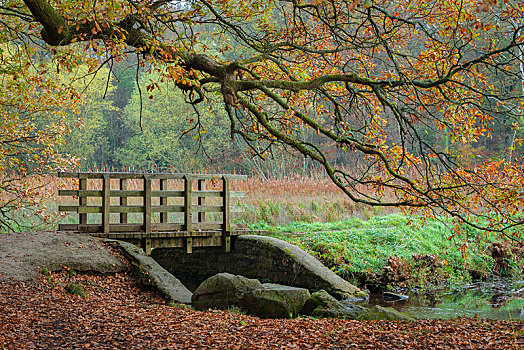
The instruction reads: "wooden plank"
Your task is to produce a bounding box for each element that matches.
[111,206,144,213]
[102,174,110,234]
[193,222,224,230]
[59,190,103,197]
[151,205,227,213]
[143,175,151,234]
[59,189,147,198]
[60,172,247,180]
[151,223,184,231]
[159,179,168,224]
[193,205,223,213]
[58,224,78,231]
[60,204,233,214]
[153,238,184,248]
[60,224,106,233]
[151,205,184,213]
[106,224,143,232]
[193,235,223,247]
[197,179,206,223]
[58,206,151,214]
[59,206,100,213]
[151,190,184,197]
[112,190,143,197]
[75,172,180,180]
[147,229,219,237]
[120,179,128,224]
[79,178,87,226]
[184,175,193,232]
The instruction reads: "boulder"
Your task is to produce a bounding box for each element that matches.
[301,290,367,319]
[151,235,362,299]
[0,231,125,282]
[113,240,192,304]
[241,283,310,319]
[192,273,261,311]
[357,305,416,321]
[234,235,361,299]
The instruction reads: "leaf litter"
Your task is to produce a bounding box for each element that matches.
[0,267,523,349]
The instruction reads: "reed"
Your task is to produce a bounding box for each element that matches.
[235,176,398,225]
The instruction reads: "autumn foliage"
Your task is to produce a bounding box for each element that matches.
[0,41,80,230]
[1,0,524,235]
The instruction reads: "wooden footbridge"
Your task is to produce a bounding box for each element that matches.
[58,172,249,254]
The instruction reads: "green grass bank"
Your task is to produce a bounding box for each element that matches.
[251,214,524,291]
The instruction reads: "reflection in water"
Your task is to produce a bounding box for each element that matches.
[359,279,524,320]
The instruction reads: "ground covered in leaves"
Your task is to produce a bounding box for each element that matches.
[1,266,523,350]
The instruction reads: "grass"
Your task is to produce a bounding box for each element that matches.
[235,176,398,225]
[65,281,87,297]
[251,214,523,288]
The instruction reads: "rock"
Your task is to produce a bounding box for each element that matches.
[0,231,125,282]
[301,290,367,319]
[382,292,409,301]
[113,240,192,304]
[235,235,361,299]
[192,273,261,311]
[151,235,362,299]
[357,305,416,321]
[241,283,310,319]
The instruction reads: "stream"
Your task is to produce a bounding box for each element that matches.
[361,278,524,320]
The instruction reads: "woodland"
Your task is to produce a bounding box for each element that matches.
[1,0,524,348]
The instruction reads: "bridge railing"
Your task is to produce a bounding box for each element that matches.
[57,172,247,252]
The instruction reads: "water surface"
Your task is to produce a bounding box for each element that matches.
[361,279,524,320]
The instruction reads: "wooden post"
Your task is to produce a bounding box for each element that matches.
[160,178,168,224]
[222,176,231,252]
[102,174,110,234]
[120,178,127,224]
[197,179,206,223]
[79,177,87,227]
[184,175,193,232]
[144,237,152,255]
[186,237,193,254]
[143,175,151,234]
[184,175,193,253]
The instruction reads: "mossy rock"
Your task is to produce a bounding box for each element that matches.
[241,283,310,319]
[357,305,416,321]
[301,290,367,319]
[192,273,261,311]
